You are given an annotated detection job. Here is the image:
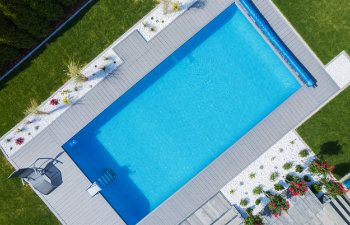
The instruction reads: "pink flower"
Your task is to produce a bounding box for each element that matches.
[50,99,59,106]
[15,137,24,145]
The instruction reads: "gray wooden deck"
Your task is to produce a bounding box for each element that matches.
[4,0,340,224]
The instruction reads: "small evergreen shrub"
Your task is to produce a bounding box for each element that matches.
[240,199,248,206]
[244,214,263,225]
[230,189,235,195]
[299,149,309,158]
[295,165,303,173]
[255,198,261,205]
[310,183,322,194]
[270,172,279,181]
[253,186,263,195]
[285,174,294,183]
[246,208,253,215]
[274,183,284,191]
[303,175,311,182]
[249,173,256,179]
[283,162,293,170]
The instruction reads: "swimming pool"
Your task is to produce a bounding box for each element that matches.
[63,4,300,224]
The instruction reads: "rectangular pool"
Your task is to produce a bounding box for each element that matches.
[63,4,300,224]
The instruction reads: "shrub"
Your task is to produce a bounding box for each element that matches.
[310,183,322,194]
[308,158,334,176]
[253,186,263,195]
[274,184,284,191]
[321,178,347,198]
[303,175,311,182]
[295,165,303,173]
[255,198,261,205]
[299,149,309,158]
[240,199,248,206]
[266,192,290,217]
[285,174,294,183]
[230,189,234,195]
[283,162,293,170]
[288,176,308,196]
[244,214,263,225]
[246,208,253,215]
[249,173,255,179]
[66,61,88,83]
[270,172,279,181]
[24,99,49,116]
[172,1,181,12]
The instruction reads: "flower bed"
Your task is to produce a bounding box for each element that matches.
[0,49,122,157]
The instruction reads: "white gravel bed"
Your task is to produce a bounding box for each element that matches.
[221,130,318,215]
[0,49,122,157]
[325,51,350,89]
[137,0,197,41]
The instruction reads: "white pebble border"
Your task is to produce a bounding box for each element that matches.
[221,130,320,216]
[137,0,197,41]
[325,51,350,89]
[0,49,122,157]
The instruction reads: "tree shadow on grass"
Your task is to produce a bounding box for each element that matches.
[319,141,343,156]
[332,162,350,179]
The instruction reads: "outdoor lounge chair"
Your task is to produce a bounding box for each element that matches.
[87,168,116,197]
[8,157,63,195]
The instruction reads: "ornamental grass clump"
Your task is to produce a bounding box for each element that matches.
[288,176,308,196]
[66,61,87,83]
[266,192,290,217]
[321,177,349,198]
[253,186,263,195]
[270,172,279,181]
[308,158,334,176]
[24,99,49,116]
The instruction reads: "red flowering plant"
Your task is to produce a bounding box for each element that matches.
[308,158,334,177]
[15,137,24,145]
[265,192,290,217]
[288,175,308,196]
[50,99,59,106]
[321,177,349,198]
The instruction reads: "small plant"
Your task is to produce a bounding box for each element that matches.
[279,148,284,152]
[150,26,156,32]
[255,198,261,205]
[266,192,290,217]
[61,89,71,95]
[271,157,275,161]
[240,199,248,206]
[295,165,303,173]
[253,186,263,195]
[6,138,11,143]
[246,208,253,215]
[50,99,59,106]
[35,126,40,130]
[66,61,88,83]
[249,173,256,179]
[308,158,334,176]
[151,17,154,20]
[24,99,50,116]
[104,56,109,61]
[62,97,71,105]
[288,176,308,196]
[17,128,23,133]
[244,213,263,225]
[285,174,294,183]
[321,178,348,198]
[230,189,235,195]
[274,183,284,191]
[74,86,79,92]
[270,172,279,181]
[290,140,295,144]
[303,175,311,182]
[142,22,148,28]
[10,147,13,150]
[15,137,24,145]
[240,181,244,186]
[26,120,32,125]
[283,162,293,170]
[259,165,264,169]
[161,20,164,23]
[28,132,31,136]
[299,149,309,158]
[161,0,170,14]
[94,65,97,68]
[113,61,116,64]
[310,183,322,194]
[101,66,107,71]
[173,1,181,12]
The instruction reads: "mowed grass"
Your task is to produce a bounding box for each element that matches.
[0,0,156,224]
[272,0,350,179]
[297,87,350,179]
[273,0,350,64]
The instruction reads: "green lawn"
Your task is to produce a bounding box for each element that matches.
[273,0,350,64]
[0,0,156,224]
[273,0,350,179]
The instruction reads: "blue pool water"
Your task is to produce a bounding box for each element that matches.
[63,4,300,224]
[344,179,350,189]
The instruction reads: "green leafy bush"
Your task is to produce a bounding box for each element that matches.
[240,199,249,206]
[244,214,263,225]
[249,173,256,179]
[283,162,293,170]
[303,175,311,182]
[295,165,303,173]
[310,183,322,194]
[230,189,235,195]
[266,192,290,217]
[253,186,263,195]
[255,198,261,205]
[321,178,347,198]
[299,149,309,158]
[285,174,294,183]
[270,172,279,181]
[274,184,284,191]
[246,208,253,215]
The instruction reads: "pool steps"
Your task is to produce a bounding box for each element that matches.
[97,169,116,188]
[239,0,316,87]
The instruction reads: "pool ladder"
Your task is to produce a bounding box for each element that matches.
[97,168,117,188]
